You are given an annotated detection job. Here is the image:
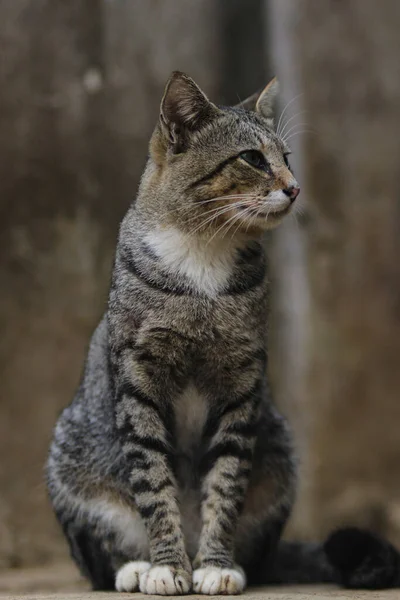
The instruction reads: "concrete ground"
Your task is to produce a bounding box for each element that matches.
[0,564,399,600]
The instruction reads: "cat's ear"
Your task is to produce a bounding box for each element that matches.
[236,90,262,112]
[236,77,279,125]
[256,77,279,120]
[160,71,219,152]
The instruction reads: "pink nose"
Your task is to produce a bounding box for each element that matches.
[283,185,300,202]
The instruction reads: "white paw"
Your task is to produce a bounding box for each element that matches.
[193,566,246,595]
[115,561,151,592]
[140,565,191,595]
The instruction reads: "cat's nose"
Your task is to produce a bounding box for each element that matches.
[283,185,300,202]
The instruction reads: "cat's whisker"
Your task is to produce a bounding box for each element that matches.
[284,130,317,143]
[244,210,257,233]
[233,205,256,237]
[187,197,256,217]
[293,202,306,218]
[282,126,317,140]
[157,195,258,223]
[281,127,317,142]
[251,205,266,231]
[217,211,245,243]
[291,210,301,233]
[206,209,246,246]
[184,197,258,226]
[193,200,249,226]
[244,203,266,233]
[184,203,246,227]
[279,110,310,140]
[195,194,258,206]
[157,195,249,222]
[276,92,305,138]
[231,207,254,239]
[198,193,258,201]
[222,211,247,241]
[185,201,247,239]
[280,122,311,142]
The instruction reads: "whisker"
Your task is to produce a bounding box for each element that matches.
[291,210,301,233]
[185,202,246,239]
[206,210,245,246]
[245,203,267,233]
[252,204,267,230]
[156,194,258,223]
[222,211,246,241]
[195,194,258,206]
[293,202,306,218]
[276,92,305,137]
[230,217,245,240]
[186,210,235,239]
[220,210,247,242]
[279,110,310,139]
[244,209,258,233]
[281,122,311,142]
[284,130,317,143]
[282,127,317,142]
[232,205,255,238]
[184,200,249,226]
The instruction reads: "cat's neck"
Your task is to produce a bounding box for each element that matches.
[143,225,244,297]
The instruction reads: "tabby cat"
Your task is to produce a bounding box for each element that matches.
[47,72,400,594]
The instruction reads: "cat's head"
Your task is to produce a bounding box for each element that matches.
[141,71,299,237]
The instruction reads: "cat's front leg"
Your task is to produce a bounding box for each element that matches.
[193,389,259,595]
[113,327,193,595]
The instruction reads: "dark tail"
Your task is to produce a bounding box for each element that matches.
[257,528,400,589]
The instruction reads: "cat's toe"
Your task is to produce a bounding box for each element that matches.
[115,560,151,592]
[193,565,246,595]
[139,565,191,595]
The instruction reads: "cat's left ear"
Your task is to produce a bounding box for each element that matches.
[160,71,220,152]
[237,77,279,125]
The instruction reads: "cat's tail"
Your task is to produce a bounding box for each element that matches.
[254,528,400,589]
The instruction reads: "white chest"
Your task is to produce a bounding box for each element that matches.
[144,226,236,297]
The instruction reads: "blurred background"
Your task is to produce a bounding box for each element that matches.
[1,0,400,585]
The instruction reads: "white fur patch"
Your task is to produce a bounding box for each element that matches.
[51,480,149,557]
[145,227,236,297]
[116,561,151,592]
[193,565,246,595]
[174,383,209,453]
[82,497,149,555]
[140,565,191,595]
[265,190,291,211]
[174,383,208,557]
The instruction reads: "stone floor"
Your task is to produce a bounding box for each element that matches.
[0,564,399,600]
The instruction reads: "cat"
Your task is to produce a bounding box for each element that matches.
[46,71,400,595]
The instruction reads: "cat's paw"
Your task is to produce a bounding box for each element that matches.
[192,565,246,595]
[115,560,151,592]
[139,565,191,595]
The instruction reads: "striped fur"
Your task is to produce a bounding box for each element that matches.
[47,72,298,595]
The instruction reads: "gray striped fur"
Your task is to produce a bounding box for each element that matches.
[47,72,299,595]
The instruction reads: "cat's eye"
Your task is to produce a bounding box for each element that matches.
[239,150,268,171]
[283,153,291,168]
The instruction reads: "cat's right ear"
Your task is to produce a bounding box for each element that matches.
[236,78,280,126]
[236,90,262,112]
[159,71,220,153]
